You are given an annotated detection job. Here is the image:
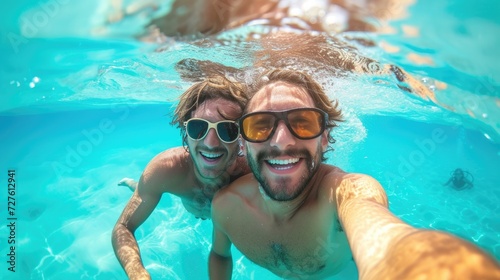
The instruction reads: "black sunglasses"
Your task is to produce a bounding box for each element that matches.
[239,108,327,143]
[184,118,239,143]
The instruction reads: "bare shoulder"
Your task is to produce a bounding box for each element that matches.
[211,174,256,224]
[213,173,255,207]
[139,147,192,195]
[320,166,388,208]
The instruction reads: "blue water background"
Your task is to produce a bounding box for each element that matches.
[0,103,498,279]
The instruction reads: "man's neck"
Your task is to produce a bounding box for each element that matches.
[193,157,242,193]
[259,180,315,223]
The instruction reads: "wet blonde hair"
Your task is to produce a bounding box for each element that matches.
[172,75,248,146]
[248,69,343,159]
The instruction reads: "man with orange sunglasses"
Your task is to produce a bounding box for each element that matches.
[209,69,500,279]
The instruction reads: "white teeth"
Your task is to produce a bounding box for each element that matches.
[267,158,299,165]
[201,152,223,158]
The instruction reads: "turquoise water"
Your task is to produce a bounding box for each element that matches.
[1,0,499,279]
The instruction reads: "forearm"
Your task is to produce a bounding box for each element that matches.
[340,199,500,279]
[112,224,151,280]
[339,199,416,276]
[209,249,233,280]
[365,230,500,280]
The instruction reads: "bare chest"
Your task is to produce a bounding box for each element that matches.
[180,183,221,219]
[228,217,351,278]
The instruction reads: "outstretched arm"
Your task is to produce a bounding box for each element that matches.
[334,174,413,278]
[336,174,500,279]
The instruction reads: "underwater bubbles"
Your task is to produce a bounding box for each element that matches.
[29,76,40,88]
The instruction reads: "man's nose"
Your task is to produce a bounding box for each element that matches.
[203,128,221,147]
[270,121,296,149]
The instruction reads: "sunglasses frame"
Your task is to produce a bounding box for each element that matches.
[183,118,240,144]
[239,108,328,143]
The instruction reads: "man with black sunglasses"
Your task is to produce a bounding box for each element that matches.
[112,76,251,280]
[209,69,500,279]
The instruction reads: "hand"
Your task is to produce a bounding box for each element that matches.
[118,177,138,191]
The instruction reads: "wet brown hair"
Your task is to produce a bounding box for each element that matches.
[247,69,343,160]
[171,75,248,146]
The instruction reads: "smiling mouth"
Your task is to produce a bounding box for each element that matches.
[266,158,300,170]
[200,151,223,161]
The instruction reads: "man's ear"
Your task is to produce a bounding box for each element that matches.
[321,129,329,151]
[238,137,246,157]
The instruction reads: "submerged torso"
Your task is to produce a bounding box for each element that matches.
[173,154,250,219]
[229,208,351,278]
[180,183,219,219]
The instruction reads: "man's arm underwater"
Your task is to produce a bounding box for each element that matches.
[208,229,233,280]
[208,188,237,280]
[112,148,195,279]
[112,177,161,280]
[112,150,183,279]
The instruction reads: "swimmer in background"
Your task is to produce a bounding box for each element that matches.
[444,168,474,190]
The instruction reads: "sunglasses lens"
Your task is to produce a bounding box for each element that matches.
[217,122,239,142]
[241,109,325,142]
[288,110,324,139]
[241,113,276,142]
[186,119,208,140]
